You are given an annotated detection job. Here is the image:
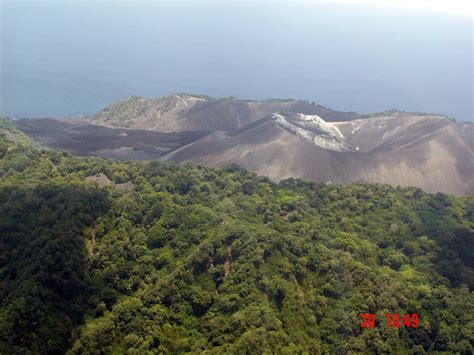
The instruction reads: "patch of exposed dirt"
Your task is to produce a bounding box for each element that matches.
[85,173,111,186]
[3,130,19,145]
[224,244,232,278]
[115,181,135,191]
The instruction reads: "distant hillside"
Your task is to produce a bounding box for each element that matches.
[88,94,359,132]
[13,95,474,195]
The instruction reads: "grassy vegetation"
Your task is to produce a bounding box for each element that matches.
[358,109,451,120]
[175,93,215,100]
[263,98,295,103]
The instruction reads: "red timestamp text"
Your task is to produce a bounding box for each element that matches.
[361,313,419,328]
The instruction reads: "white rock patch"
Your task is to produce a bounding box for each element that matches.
[273,113,354,152]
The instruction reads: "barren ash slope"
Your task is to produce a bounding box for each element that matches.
[161,111,474,195]
[14,118,210,160]
[456,121,474,150]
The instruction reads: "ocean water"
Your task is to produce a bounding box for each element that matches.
[1,1,472,120]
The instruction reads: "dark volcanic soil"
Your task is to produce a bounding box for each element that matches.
[15,118,210,160]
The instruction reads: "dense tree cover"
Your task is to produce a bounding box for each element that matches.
[0,118,473,353]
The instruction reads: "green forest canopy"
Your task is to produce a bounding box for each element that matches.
[0,117,473,354]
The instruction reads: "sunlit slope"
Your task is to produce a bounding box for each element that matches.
[162,113,474,195]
